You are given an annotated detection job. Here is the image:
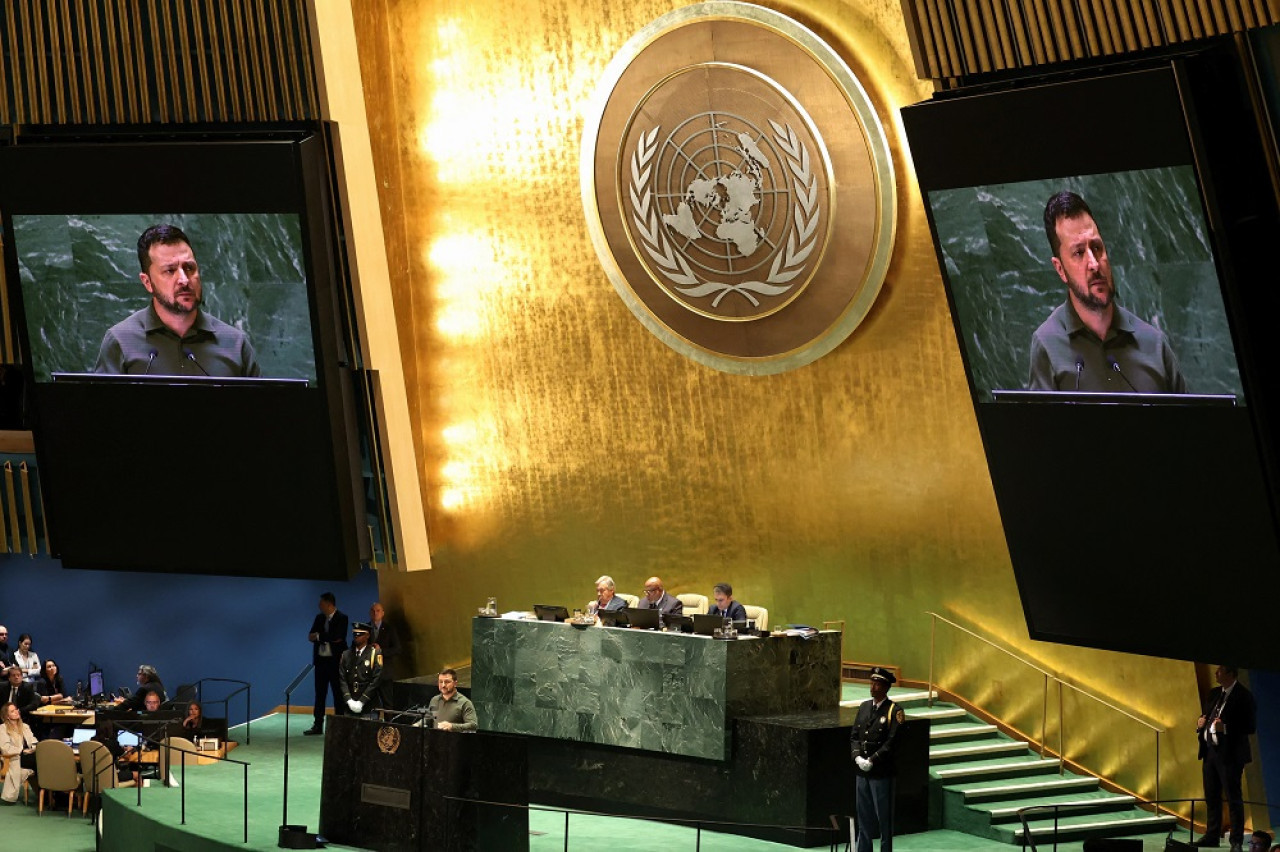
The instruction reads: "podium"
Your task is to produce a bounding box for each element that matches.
[319,716,528,851]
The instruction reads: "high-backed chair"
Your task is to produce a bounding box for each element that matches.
[79,740,135,813]
[34,739,82,815]
[742,605,769,632]
[618,593,640,609]
[676,594,708,615]
[161,736,200,785]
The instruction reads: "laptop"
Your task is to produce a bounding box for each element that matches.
[625,607,660,630]
[692,613,727,635]
[665,614,693,633]
[597,610,629,627]
[534,604,570,622]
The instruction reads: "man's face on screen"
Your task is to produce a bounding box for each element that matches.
[1052,214,1113,313]
[141,240,203,317]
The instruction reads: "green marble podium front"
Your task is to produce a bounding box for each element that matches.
[471,617,841,760]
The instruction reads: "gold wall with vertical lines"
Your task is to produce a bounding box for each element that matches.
[902,0,1280,80]
[0,0,319,125]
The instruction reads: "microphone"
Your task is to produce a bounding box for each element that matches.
[143,348,158,375]
[1107,357,1136,391]
[1074,358,1083,391]
[182,348,210,376]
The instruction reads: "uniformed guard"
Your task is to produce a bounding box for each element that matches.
[338,622,384,719]
[850,666,904,852]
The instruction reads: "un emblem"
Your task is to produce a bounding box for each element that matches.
[583,2,895,373]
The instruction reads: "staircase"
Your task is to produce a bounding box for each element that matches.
[843,686,1178,846]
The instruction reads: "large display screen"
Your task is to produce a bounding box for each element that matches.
[0,130,366,580]
[904,51,1280,669]
[12,212,316,384]
[931,166,1242,402]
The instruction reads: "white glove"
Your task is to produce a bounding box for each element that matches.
[347,698,363,713]
[855,756,872,772]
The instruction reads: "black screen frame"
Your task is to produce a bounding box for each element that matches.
[903,43,1280,668]
[0,124,368,580]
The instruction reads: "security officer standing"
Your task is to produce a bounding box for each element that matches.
[850,666,903,852]
[339,622,384,719]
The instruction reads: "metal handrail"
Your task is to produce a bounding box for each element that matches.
[194,677,252,745]
[926,611,1165,805]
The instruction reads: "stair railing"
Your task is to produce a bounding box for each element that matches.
[926,611,1165,806]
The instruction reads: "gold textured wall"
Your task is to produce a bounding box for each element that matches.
[345,0,1215,812]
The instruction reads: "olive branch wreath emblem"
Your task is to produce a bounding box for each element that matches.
[628,120,819,309]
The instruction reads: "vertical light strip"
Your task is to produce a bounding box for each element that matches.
[190,1,212,121]
[206,0,229,119]
[44,0,67,124]
[174,1,197,120]
[230,0,249,120]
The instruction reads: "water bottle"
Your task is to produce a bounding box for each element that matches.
[486,596,497,615]
[658,610,665,631]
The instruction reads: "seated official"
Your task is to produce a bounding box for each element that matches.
[587,575,627,619]
[180,701,209,737]
[2,667,39,721]
[636,576,683,616]
[0,701,37,802]
[116,665,166,712]
[708,582,747,621]
[35,659,67,705]
[428,669,477,732]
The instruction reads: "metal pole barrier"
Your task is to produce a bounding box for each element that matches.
[180,743,186,824]
[928,614,936,707]
[244,764,249,843]
[564,809,570,852]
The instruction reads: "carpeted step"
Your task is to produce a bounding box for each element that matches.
[929,722,1000,741]
[933,755,1064,784]
[975,790,1137,824]
[997,810,1177,844]
[945,774,1099,803]
[903,705,967,722]
[930,740,1030,762]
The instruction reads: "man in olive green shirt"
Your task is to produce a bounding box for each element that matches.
[1027,191,1186,394]
[95,224,260,377]
[428,668,477,732]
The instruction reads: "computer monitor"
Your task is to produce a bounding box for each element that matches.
[116,731,141,748]
[88,669,104,699]
[70,728,94,746]
[597,610,629,628]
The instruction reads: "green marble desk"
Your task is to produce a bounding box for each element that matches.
[471,617,840,760]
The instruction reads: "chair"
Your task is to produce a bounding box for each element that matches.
[34,739,83,815]
[742,605,769,632]
[171,683,197,704]
[160,736,200,785]
[676,594,708,615]
[618,593,640,609]
[79,740,135,813]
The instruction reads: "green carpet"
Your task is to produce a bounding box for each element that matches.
[0,704,1190,851]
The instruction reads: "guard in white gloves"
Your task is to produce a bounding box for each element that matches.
[849,666,904,852]
[338,622,384,720]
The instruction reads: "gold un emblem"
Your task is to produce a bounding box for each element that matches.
[582,2,896,374]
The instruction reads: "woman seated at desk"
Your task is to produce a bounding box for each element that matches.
[181,701,211,738]
[36,659,67,706]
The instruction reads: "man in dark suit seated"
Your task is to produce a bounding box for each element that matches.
[3,667,39,721]
[708,582,747,621]
[636,577,683,616]
[1194,664,1256,851]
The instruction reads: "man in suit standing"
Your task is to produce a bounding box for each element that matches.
[368,602,402,682]
[636,577,684,616]
[851,667,904,852]
[304,592,349,736]
[1195,665,1256,851]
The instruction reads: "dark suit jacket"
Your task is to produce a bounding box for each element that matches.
[636,593,684,616]
[311,610,349,665]
[708,601,748,621]
[3,681,40,717]
[1197,681,1255,765]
